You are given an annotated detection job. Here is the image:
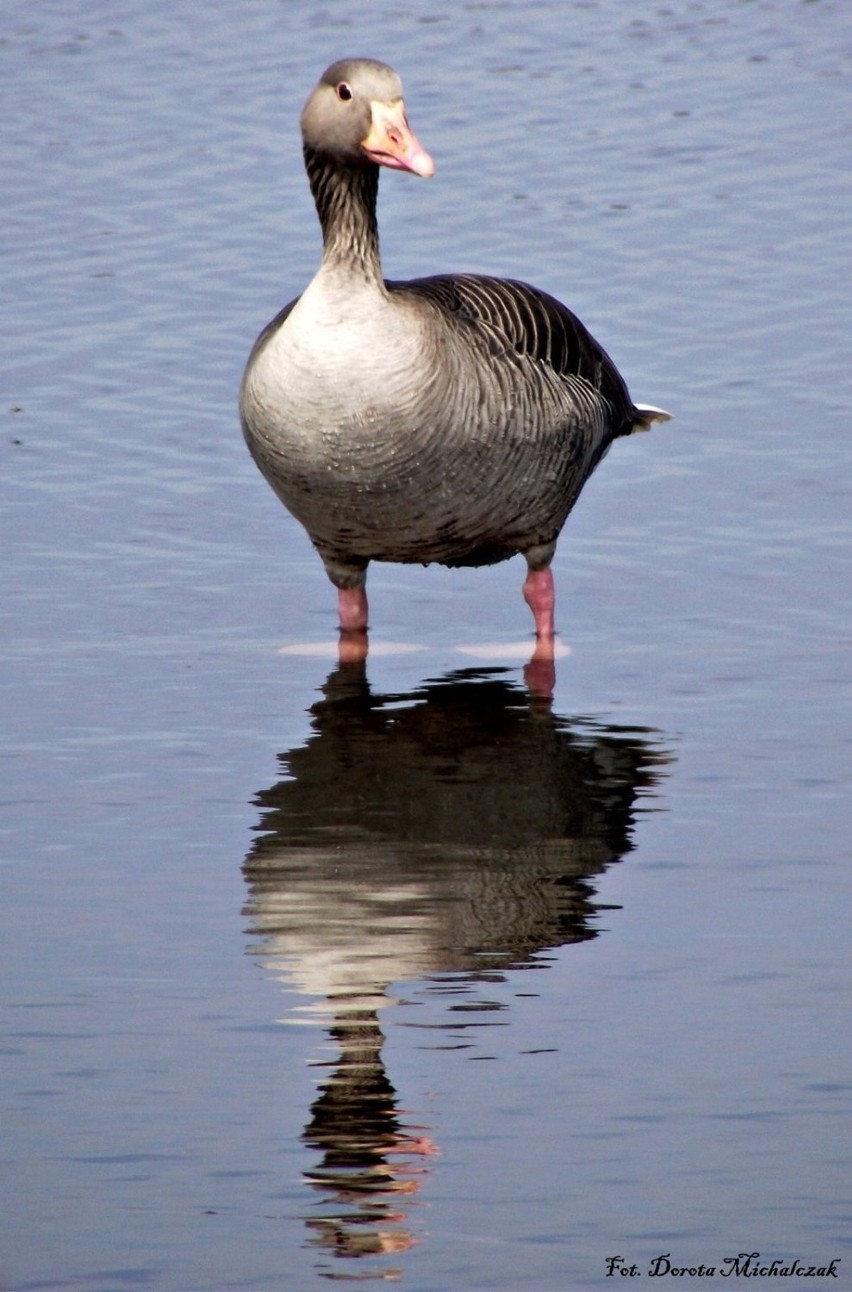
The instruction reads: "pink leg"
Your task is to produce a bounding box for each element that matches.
[337,586,369,633]
[337,586,369,664]
[522,566,555,640]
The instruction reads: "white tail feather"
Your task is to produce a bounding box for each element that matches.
[631,402,673,431]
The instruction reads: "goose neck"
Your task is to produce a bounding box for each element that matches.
[304,145,384,287]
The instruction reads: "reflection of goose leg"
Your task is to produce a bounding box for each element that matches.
[524,630,558,699]
[338,627,369,664]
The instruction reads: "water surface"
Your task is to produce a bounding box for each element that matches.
[2,1,850,1289]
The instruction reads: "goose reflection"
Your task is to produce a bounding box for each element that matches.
[242,662,669,1279]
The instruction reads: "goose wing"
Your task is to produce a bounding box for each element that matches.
[394,272,638,433]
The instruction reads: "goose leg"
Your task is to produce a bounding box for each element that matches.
[337,586,369,664]
[320,552,370,635]
[522,566,555,640]
[337,585,369,633]
[523,566,557,697]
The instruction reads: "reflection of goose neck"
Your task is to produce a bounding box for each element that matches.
[301,1004,433,1270]
[304,1010,399,1162]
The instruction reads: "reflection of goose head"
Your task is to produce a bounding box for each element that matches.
[242,662,670,1278]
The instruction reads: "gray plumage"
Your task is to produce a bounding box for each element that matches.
[240,58,669,629]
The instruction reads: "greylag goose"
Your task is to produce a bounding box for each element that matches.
[240,58,670,649]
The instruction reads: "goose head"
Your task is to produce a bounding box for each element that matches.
[300,58,435,178]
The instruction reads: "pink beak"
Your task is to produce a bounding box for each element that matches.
[361,100,435,177]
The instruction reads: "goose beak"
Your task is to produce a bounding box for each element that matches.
[362,100,435,177]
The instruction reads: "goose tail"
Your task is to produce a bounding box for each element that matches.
[630,402,673,432]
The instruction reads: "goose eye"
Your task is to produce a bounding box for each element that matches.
[336,82,353,102]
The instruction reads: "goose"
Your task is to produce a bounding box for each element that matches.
[240,58,670,652]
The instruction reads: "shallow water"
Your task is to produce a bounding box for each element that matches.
[2,1,851,1289]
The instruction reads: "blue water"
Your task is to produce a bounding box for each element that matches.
[2,1,850,1289]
